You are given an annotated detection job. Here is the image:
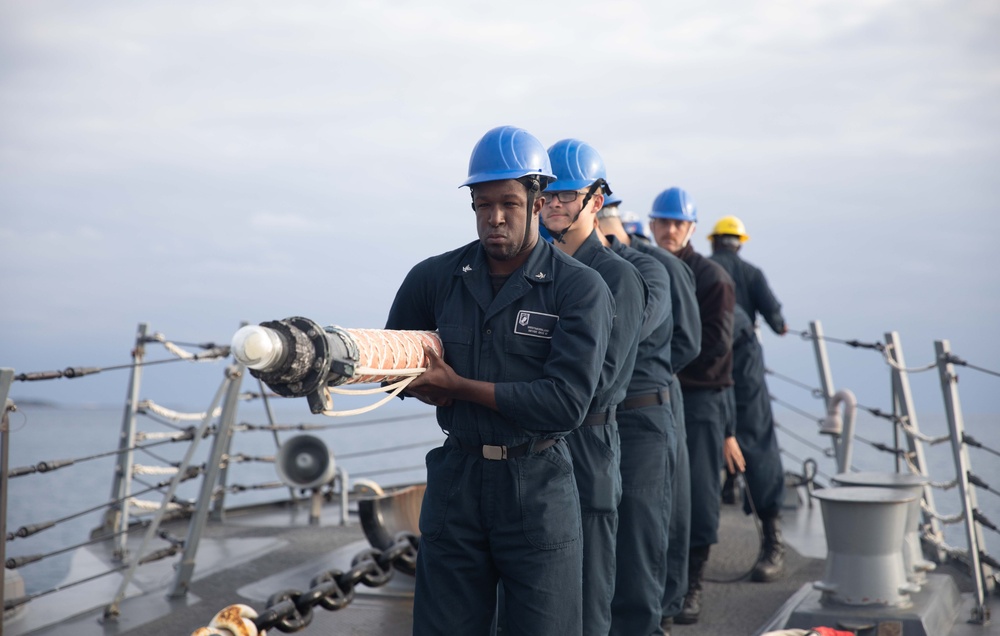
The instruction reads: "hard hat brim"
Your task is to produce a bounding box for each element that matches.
[461,169,557,188]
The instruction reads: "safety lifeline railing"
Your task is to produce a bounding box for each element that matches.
[3,323,443,628]
[766,320,998,625]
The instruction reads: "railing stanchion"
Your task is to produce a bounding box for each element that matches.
[885,331,944,555]
[210,328,247,522]
[935,339,992,623]
[810,321,843,469]
[1,368,16,620]
[105,323,147,561]
[105,369,233,618]
[170,362,245,597]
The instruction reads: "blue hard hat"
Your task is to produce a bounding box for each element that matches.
[621,212,648,238]
[649,187,697,222]
[603,192,622,207]
[546,139,606,192]
[461,126,557,188]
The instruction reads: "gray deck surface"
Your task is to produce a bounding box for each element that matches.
[5,493,995,636]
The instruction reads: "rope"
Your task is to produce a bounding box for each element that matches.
[881,343,937,374]
[920,501,964,524]
[128,498,184,513]
[900,454,957,490]
[133,464,180,476]
[139,399,222,422]
[897,422,950,446]
[149,332,230,362]
[339,327,441,384]
[319,375,419,418]
[135,429,196,442]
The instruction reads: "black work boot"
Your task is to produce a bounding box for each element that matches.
[752,511,786,582]
[675,545,710,624]
[721,471,737,504]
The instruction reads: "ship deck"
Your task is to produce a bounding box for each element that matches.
[5,491,995,636]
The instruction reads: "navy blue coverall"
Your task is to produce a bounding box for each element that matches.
[603,236,676,636]
[709,250,786,335]
[565,230,645,636]
[674,243,735,550]
[385,238,614,636]
[629,239,703,621]
[731,305,785,517]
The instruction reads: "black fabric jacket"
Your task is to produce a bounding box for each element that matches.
[675,243,735,390]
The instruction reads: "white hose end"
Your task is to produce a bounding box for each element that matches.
[231,325,285,370]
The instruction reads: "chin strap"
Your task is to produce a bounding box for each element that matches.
[545,179,609,244]
[520,176,541,253]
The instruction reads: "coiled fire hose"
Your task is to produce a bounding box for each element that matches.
[231,316,442,416]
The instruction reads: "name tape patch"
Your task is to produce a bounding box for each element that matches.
[514,310,558,339]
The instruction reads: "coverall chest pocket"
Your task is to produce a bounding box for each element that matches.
[437,325,474,379]
[502,336,551,382]
[517,446,581,549]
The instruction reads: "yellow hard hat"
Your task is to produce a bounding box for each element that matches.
[707,215,749,242]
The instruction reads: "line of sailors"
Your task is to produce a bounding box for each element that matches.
[386,125,788,636]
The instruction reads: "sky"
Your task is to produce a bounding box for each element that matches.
[2,0,999,423]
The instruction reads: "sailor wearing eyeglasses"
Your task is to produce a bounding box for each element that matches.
[542,139,647,636]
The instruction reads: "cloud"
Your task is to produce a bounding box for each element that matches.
[1,0,998,412]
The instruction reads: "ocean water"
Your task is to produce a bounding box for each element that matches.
[3,395,998,597]
[3,397,442,594]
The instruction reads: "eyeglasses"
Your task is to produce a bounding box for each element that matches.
[542,190,590,204]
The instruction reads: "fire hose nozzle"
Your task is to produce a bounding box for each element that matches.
[231,325,286,371]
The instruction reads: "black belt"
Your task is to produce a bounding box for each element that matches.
[454,438,558,461]
[620,388,670,411]
[582,405,616,426]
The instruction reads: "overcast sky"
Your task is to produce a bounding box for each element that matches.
[2,0,998,419]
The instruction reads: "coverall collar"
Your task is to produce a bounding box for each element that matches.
[454,240,557,322]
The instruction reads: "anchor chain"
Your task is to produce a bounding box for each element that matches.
[191,532,419,636]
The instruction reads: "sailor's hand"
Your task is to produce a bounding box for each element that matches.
[723,435,746,474]
[406,346,456,407]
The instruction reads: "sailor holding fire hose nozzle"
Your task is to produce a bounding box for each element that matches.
[234,126,616,635]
